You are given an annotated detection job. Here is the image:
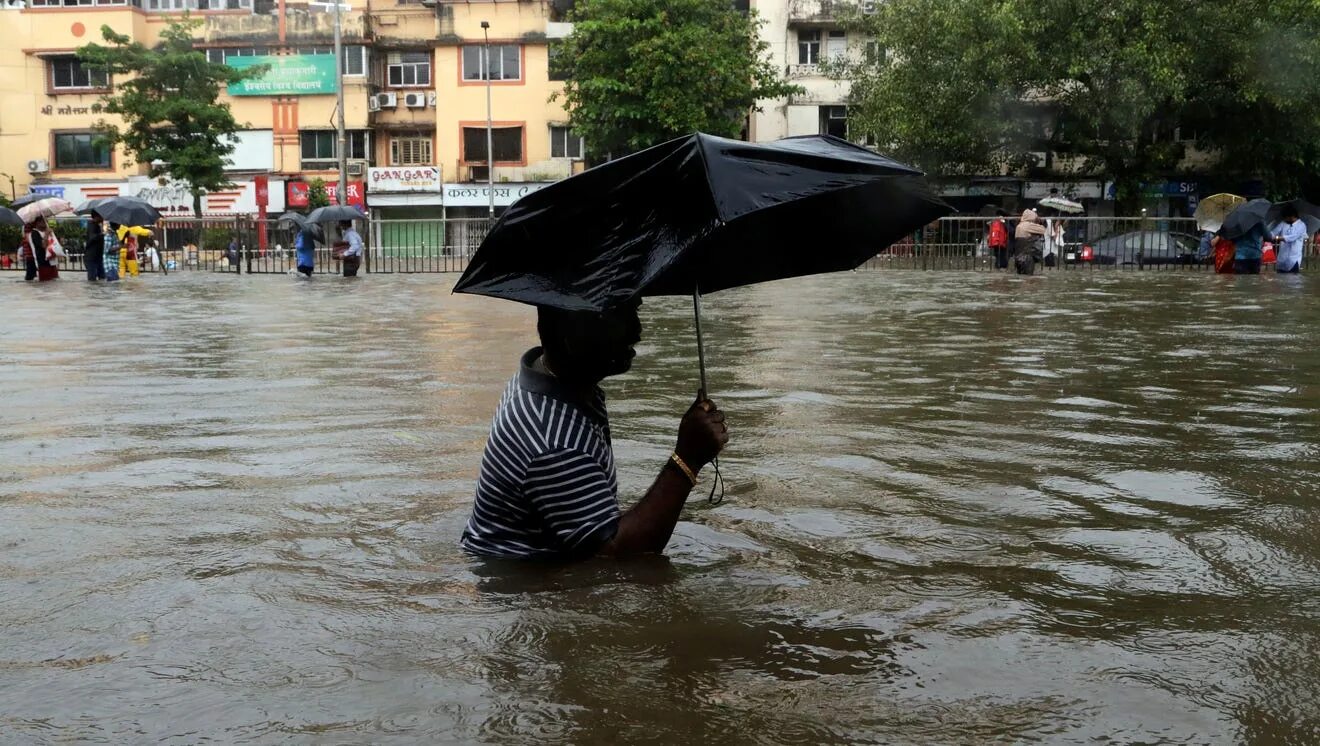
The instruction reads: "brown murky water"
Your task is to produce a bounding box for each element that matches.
[2,271,1318,744]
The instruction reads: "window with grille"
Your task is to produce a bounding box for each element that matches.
[300,130,370,169]
[205,47,261,65]
[387,52,431,87]
[461,45,521,81]
[291,45,368,76]
[549,126,584,159]
[462,126,523,163]
[390,136,433,166]
[49,57,108,90]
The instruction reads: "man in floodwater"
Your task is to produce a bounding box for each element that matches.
[461,300,729,560]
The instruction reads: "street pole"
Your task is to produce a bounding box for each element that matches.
[481,20,494,220]
[334,0,348,208]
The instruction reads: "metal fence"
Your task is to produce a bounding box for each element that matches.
[4,215,1311,275]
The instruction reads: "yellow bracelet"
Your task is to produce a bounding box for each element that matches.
[670,452,698,487]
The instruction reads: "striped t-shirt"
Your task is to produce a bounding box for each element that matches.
[461,348,621,560]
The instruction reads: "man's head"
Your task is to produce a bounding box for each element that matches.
[339,220,353,231]
[538,299,643,383]
[1283,207,1299,223]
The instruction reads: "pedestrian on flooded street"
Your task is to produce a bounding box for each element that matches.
[1273,207,1306,273]
[295,226,317,278]
[1013,208,1046,275]
[338,220,363,277]
[84,212,106,282]
[22,217,59,282]
[1233,222,1268,274]
[987,210,1010,270]
[461,299,729,560]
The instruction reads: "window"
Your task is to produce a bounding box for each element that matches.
[387,52,431,87]
[865,40,885,65]
[462,126,523,163]
[462,45,521,81]
[826,30,847,61]
[50,57,108,91]
[390,134,433,166]
[820,106,847,138]
[205,47,260,65]
[146,0,195,10]
[291,45,368,76]
[548,41,569,82]
[549,126,583,159]
[54,133,111,170]
[300,130,370,168]
[798,30,820,65]
[30,0,127,7]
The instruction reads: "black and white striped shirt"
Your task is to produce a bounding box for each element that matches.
[461,348,620,560]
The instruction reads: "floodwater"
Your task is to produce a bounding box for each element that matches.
[1,270,1318,744]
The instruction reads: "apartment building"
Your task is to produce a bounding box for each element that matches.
[0,0,585,220]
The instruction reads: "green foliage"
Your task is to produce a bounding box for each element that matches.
[838,0,1320,201]
[51,220,87,251]
[78,17,266,216]
[202,225,233,252]
[307,178,331,209]
[554,0,800,158]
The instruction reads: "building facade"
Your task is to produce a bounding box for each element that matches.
[0,0,584,219]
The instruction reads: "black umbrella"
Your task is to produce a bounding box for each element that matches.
[1266,198,1320,226]
[74,197,109,216]
[455,132,950,391]
[307,205,365,223]
[1217,199,1273,240]
[0,206,23,226]
[95,196,161,227]
[277,211,308,227]
[9,193,47,209]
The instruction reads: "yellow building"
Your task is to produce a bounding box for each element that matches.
[0,0,583,219]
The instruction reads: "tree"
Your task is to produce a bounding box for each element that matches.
[837,0,1320,202]
[78,17,265,217]
[554,0,799,158]
[307,178,330,210]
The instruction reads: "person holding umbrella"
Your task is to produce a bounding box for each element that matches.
[305,205,365,277]
[1272,207,1308,274]
[337,220,364,277]
[294,225,319,277]
[84,211,106,281]
[454,132,949,559]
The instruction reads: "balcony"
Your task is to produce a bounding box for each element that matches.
[787,0,874,25]
[786,63,824,78]
[200,8,368,44]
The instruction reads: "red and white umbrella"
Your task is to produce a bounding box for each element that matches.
[16,197,73,223]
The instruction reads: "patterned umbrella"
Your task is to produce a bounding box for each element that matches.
[16,197,73,223]
[1194,193,1246,232]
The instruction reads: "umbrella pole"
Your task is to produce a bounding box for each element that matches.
[693,288,708,396]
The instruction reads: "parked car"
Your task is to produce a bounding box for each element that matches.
[1067,230,1203,266]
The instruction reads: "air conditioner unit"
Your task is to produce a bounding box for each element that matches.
[419,0,436,6]
[373,92,398,110]
[347,159,368,177]
[26,159,49,175]
[404,92,427,108]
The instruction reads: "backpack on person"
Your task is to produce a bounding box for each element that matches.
[988,219,1008,249]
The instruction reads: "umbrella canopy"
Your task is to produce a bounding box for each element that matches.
[95,196,160,227]
[307,205,365,223]
[277,211,308,227]
[1038,196,1084,214]
[9,193,48,209]
[75,197,110,216]
[454,133,950,312]
[300,223,326,243]
[16,197,73,223]
[1266,198,1320,226]
[1218,199,1272,240]
[0,206,23,227]
[1195,193,1246,232]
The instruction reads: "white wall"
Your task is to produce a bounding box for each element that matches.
[225,130,275,171]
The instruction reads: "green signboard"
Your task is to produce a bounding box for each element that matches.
[226,55,337,97]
